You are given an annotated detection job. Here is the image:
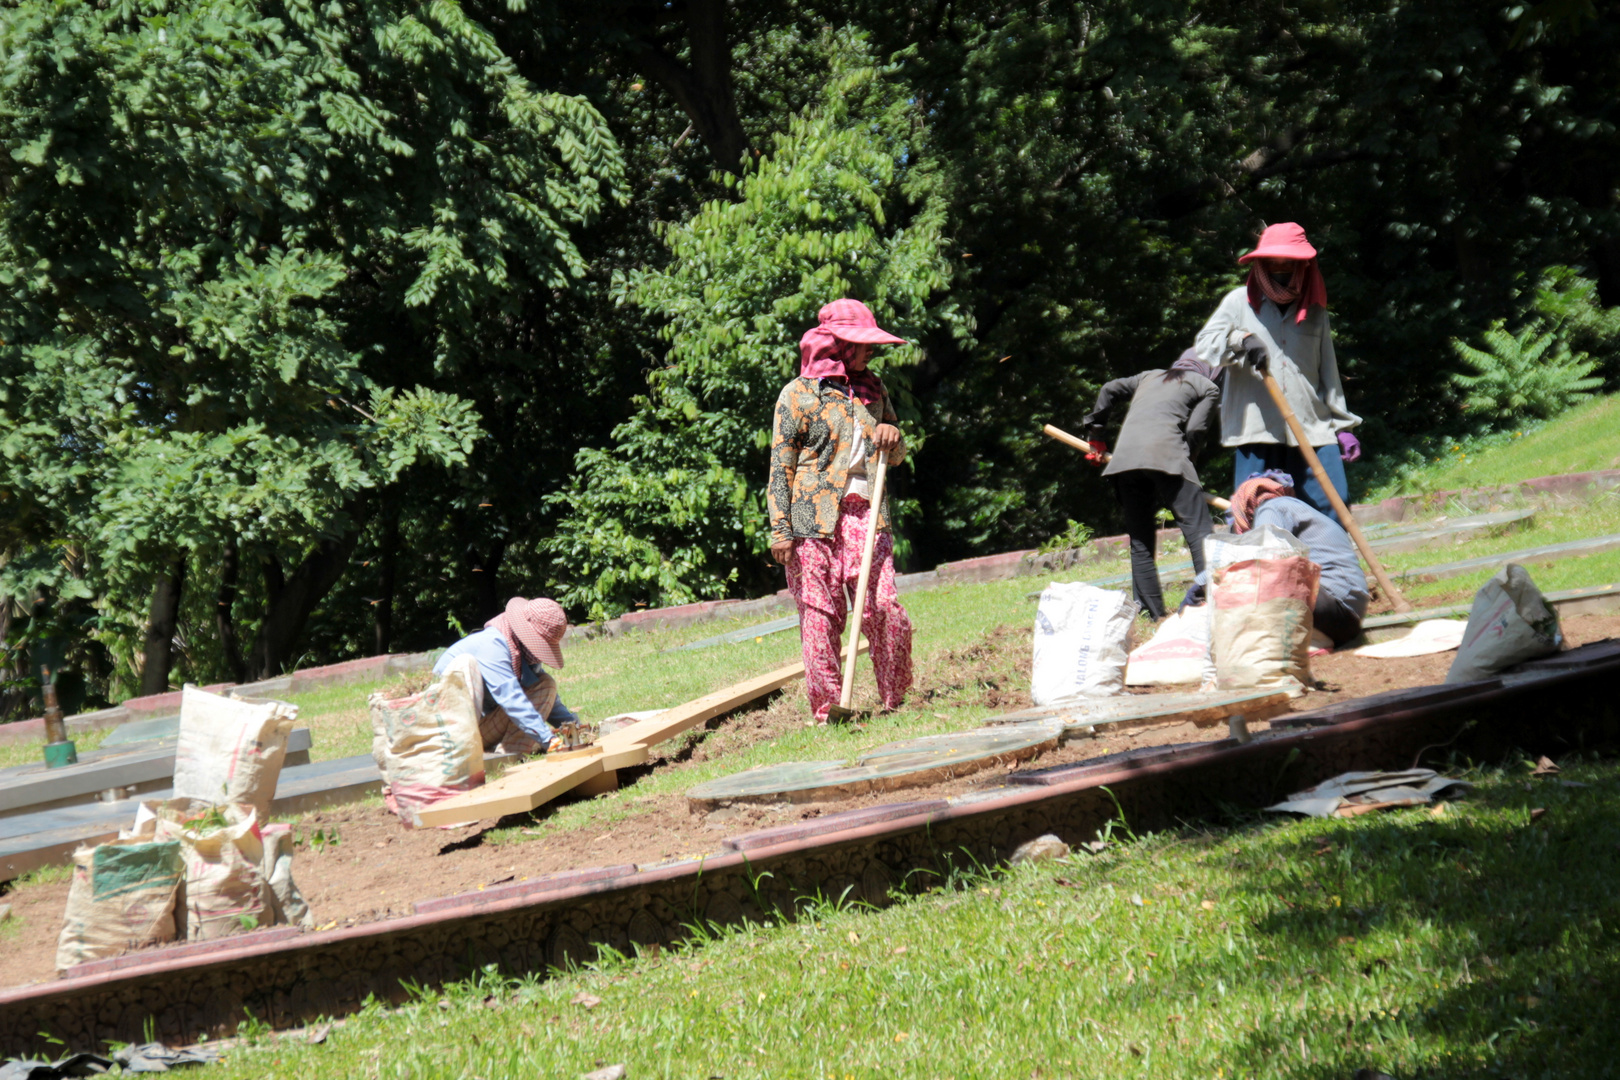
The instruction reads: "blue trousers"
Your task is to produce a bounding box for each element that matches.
[1232,441,1349,523]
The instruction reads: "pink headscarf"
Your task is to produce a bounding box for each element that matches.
[1240,223,1328,326]
[798,299,906,406]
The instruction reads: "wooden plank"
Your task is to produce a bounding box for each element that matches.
[415,753,607,826]
[601,642,866,755]
[415,645,868,826]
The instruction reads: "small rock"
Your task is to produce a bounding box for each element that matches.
[1009,834,1070,864]
[0,903,12,923]
[582,1066,627,1080]
[703,806,746,829]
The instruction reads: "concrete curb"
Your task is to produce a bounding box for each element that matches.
[561,468,1620,642]
[0,653,437,749]
[3,642,1616,1055]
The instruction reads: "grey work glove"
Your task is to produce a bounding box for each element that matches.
[1239,335,1269,373]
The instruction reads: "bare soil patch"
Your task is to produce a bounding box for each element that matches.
[4,613,1615,991]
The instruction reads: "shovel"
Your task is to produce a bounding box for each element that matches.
[826,453,890,723]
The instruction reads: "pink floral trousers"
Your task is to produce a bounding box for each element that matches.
[785,495,914,721]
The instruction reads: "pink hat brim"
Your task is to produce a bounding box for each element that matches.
[825,325,907,345]
[1239,242,1317,263]
[505,596,566,669]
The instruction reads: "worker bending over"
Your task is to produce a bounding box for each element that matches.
[1229,474,1370,646]
[434,596,579,754]
[768,299,914,722]
[1080,349,1220,621]
[1194,222,1363,520]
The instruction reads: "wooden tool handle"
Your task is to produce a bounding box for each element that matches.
[1041,423,1230,511]
[839,454,889,710]
[1258,372,1412,612]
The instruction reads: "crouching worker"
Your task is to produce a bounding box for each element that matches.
[1080,349,1221,621]
[1229,474,1370,646]
[433,596,579,755]
[769,299,915,723]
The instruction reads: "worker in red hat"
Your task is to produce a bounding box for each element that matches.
[433,596,576,755]
[1194,223,1362,519]
[768,299,914,722]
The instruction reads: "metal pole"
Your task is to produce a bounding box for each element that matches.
[41,666,79,768]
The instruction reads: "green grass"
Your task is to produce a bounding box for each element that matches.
[1380,501,1620,608]
[1369,393,1620,500]
[0,726,112,772]
[201,756,1620,1079]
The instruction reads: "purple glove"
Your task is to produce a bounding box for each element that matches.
[1337,430,1362,463]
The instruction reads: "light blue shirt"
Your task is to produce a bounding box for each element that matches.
[1251,496,1370,615]
[434,627,576,746]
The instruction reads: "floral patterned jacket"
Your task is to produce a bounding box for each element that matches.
[768,376,907,544]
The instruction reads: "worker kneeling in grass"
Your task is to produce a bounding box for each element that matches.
[1080,348,1221,621]
[433,596,580,755]
[768,299,914,723]
[1229,474,1370,646]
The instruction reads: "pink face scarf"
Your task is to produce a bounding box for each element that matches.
[1239,222,1329,325]
[798,326,885,406]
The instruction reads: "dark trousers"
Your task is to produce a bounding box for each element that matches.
[1113,470,1214,621]
[1232,441,1348,522]
[1314,589,1364,647]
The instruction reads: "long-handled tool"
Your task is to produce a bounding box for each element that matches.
[826,454,890,723]
[1257,371,1413,612]
[1041,424,1231,511]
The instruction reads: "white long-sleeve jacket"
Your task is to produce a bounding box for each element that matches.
[1194,285,1360,448]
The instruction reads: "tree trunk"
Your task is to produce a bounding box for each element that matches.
[373,505,399,656]
[0,599,19,721]
[216,537,246,684]
[247,529,363,680]
[464,538,507,626]
[140,556,187,697]
[629,0,748,173]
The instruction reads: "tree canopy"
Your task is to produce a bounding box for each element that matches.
[1,0,1616,711]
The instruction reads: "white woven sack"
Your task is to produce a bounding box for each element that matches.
[1031,582,1138,705]
[1126,606,1213,686]
[172,685,297,819]
[157,800,270,941]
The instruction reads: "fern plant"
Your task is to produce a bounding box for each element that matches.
[1450,319,1602,425]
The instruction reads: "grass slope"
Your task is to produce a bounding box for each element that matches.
[205,757,1620,1079]
[1369,393,1620,500]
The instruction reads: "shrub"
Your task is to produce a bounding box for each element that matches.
[1450,323,1601,426]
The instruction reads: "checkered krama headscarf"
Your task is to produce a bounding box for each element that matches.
[1229,476,1294,533]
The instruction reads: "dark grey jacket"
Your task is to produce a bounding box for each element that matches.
[1082,369,1220,484]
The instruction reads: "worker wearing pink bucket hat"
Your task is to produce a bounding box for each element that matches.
[767,299,914,722]
[1194,223,1363,519]
[433,596,577,755]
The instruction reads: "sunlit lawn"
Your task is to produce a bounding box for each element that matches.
[206,757,1620,1079]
